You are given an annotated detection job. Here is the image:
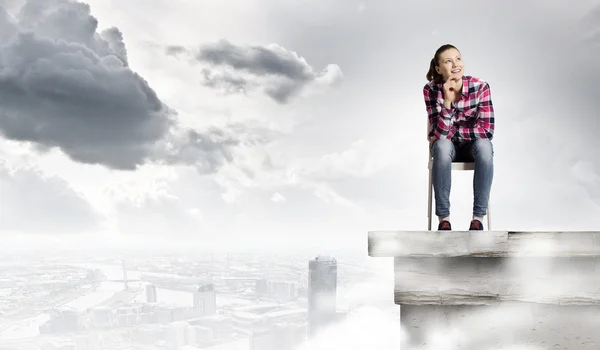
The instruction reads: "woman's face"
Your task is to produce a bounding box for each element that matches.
[435,48,463,81]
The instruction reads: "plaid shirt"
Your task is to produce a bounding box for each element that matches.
[423,75,495,144]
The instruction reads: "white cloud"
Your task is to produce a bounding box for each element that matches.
[299,306,403,350]
[270,192,286,203]
[0,157,102,234]
[2,0,600,243]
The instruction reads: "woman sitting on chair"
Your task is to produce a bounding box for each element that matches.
[423,44,495,231]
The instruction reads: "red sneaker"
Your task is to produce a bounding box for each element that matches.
[469,219,484,230]
[437,220,451,231]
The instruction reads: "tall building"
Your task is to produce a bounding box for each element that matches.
[193,283,217,316]
[146,284,158,303]
[307,255,337,338]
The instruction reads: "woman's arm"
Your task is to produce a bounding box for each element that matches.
[423,85,456,141]
[475,82,495,139]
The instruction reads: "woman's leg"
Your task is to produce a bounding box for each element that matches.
[469,138,494,218]
[431,139,456,220]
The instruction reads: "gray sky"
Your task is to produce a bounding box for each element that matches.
[1,0,600,251]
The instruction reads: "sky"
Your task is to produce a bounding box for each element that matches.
[1,0,600,253]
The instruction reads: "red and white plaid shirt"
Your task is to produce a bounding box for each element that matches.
[423,75,495,144]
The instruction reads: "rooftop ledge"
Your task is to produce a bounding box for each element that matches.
[369,230,600,348]
[367,230,600,257]
[368,230,600,306]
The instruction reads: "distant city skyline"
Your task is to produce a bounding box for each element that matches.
[0,252,390,349]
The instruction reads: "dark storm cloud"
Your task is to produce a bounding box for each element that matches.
[100,26,129,66]
[0,6,16,42]
[0,0,257,172]
[580,4,600,47]
[165,44,186,56]
[201,68,250,96]
[197,39,314,81]
[166,39,343,103]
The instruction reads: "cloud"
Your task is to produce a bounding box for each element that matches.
[270,192,286,203]
[299,265,402,350]
[166,39,343,103]
[580,4,600,47]
[112,193,204,237]
[0,0,265,172]
[3,0,599,240]
[226,0,600,231]
[300,306,403,350]
[155,123,277,175]
[0,159,102,234]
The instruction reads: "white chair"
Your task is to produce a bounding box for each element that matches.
[427,123,491,231]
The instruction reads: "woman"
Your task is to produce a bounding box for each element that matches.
[423,44,495,231]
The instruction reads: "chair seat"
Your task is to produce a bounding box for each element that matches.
[428,159,475,171]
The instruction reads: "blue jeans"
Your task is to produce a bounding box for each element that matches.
[430,138,494,218]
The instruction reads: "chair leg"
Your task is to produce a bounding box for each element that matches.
[427,167,433,231]
[487,200,492,231]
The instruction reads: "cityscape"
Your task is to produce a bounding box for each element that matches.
[0,251,392,350]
